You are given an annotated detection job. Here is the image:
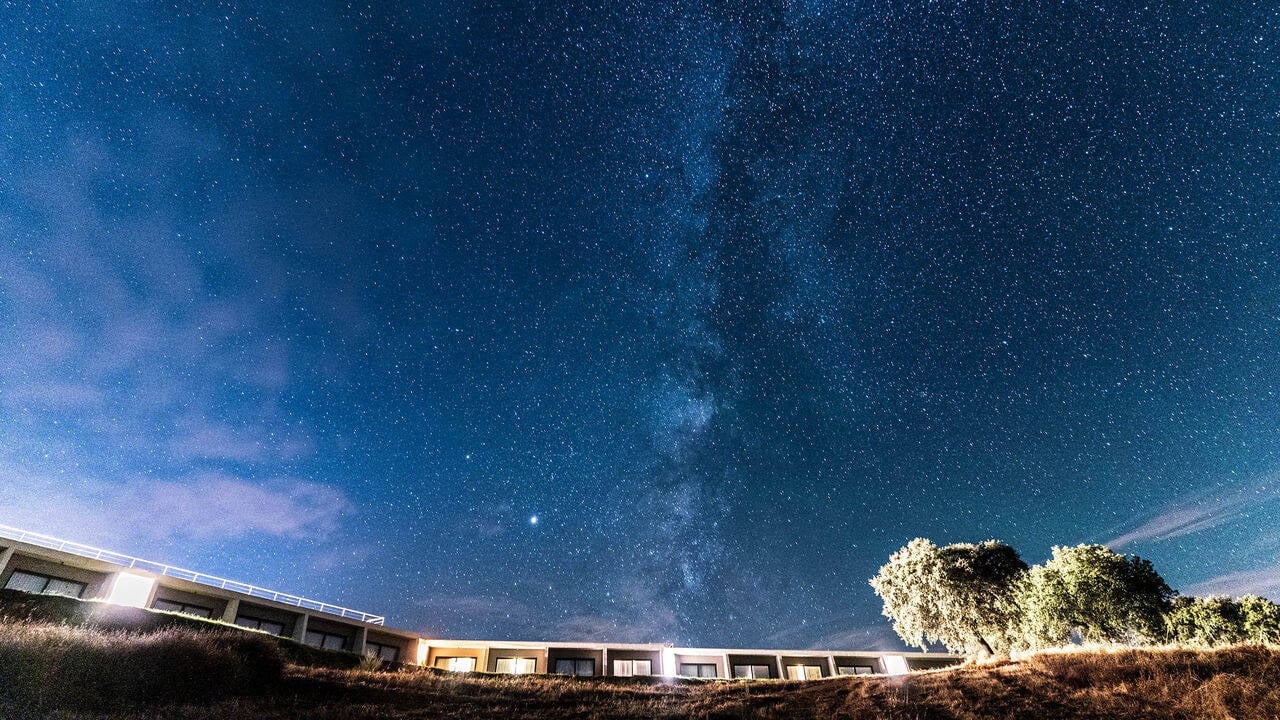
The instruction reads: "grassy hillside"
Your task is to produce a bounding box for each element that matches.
[3,619,1279,720]
[0,588,377,670]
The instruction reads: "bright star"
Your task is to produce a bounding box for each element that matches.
[529,515,538,525]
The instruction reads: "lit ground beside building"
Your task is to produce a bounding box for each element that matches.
[0,524,960,678]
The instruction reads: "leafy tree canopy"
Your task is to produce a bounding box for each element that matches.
[1167,594,1280,646]
[1019,544,1172,648]
[870,538,1027,656]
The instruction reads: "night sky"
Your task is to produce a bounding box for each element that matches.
[2,1,1279,649]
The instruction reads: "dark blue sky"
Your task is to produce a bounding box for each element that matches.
[1,0,1278,649]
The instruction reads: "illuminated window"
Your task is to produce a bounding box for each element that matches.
[837,665,875,675]
[678,663,718,678]
[613,659,651,676]
[365,642,400,663]
[496,657,537,674]
[304,630,348,651]
[883,656,910,676]
[733,664,772,679]
[152,598,215,618]
[786,665,824,680]
[436,657,477,672]
[235,615,287,636]
[554,658,595,676]
[4,570,87,598]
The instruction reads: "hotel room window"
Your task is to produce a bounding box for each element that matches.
[4,570,87,598]
[437,657,477,672]
[152,598,214,618]
[786,664,824,680]
[304,630,348,651]
[496,657,537,674]
[234,615,287,636]
[365,642,400,663]
[733,664,772,679]
[679,663,718,678]
[554,658,595,676]
[613,659,652,676]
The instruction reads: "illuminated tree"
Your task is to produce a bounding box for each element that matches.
[1164,596,1246,646]
[1238,595,1280,645]
[1018,544,1172,648]
[870,538,1028,657]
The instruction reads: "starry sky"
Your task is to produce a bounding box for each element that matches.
[2,0,1279,649]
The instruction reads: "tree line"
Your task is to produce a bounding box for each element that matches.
[869,538,1280,657]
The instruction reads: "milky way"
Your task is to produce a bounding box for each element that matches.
[1,1,1278,648]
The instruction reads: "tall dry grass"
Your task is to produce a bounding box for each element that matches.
[0,622,283,719]
[4,618,1277,720]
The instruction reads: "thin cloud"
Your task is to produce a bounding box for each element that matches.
[0,469,352,544]
[1183,563,1280,599]
[1106,483,1275,549]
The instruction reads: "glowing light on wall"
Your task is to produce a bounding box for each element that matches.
[883,655,909,676]
[416,639,430,666]
[661,648,677,678]
[105,572,154,608]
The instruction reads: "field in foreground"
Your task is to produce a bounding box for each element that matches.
[3,622,1279,720]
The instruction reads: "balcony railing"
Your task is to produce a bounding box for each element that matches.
[0,523,385,625]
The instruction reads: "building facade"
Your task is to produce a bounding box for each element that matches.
[0,524,959,677]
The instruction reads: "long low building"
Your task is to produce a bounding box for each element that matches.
[0,524,960,678]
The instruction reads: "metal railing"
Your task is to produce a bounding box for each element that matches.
[0,523,385,625]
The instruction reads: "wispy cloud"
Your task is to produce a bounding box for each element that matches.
[0,468,352,545]
[1183,563,1280,599]
[1106,482,1277,549]
[0,117,359,555]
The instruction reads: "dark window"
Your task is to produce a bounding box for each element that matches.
[732,664,772,679]
[235,615,287,636]
[4,570,87,598]
[679,663,718,678]
[304,630,348,651]
[152,598,214,618]
[554,658,595,676]
[366,641,400,663]
[837,665,875,675]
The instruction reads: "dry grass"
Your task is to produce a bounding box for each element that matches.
[0,622,283,719]
[7,620,1279,720]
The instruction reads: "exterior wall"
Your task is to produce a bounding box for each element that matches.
[728,653,782,679]
[367,630,416,663]
[485,647,545,673]
[781,655,829,679]
[234,601,302,637]
[2,553,113,598]
[672,653,726,678]
[605,648,661,676]
[548,647,604,676]
[150,585,231,618]
[0,529,964,677]
[304,616,361,651]
[907,656,963,671]
[832,655,884,675]
[425,645,486,671]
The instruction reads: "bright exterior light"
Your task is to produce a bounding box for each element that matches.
[105,572,154,608]
[416,639,431,666]
[661,648,677,678]
[883,655,909,676]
